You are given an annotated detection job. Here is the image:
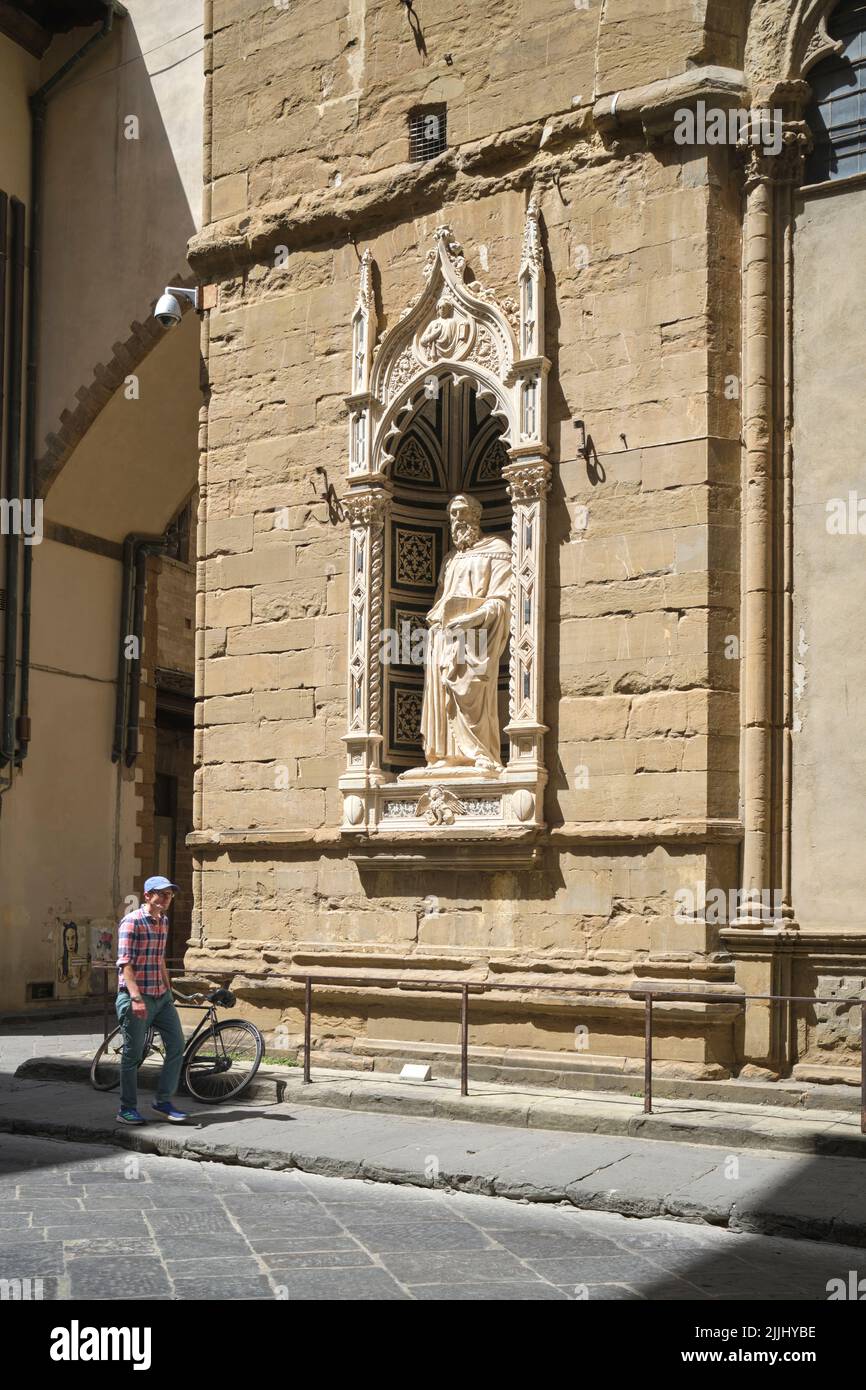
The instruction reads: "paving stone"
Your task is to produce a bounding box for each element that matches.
[79,1172,153,1185]
[259,1250,376,1269]
[411,1281,570,1301]
[337,1221,492,1253]
[581,1284,651,1301]
[484,1228,620,1260]
[152,1234,254,1259]
[13,1200,82,1216]
[45,1214,148,1238]
[245,1235,363,1254]
[81,1195,157,1210]
[146,1210,238,1235]
[170,1275,281,1300]
[262,1268,411,1300]
[164,1257,263,1276]
[142,1191,226,1208]
[65,1238,157,1257]
[321,1198,474,1224]
[68,1258,172,1299]
[0,1245,65,1277]
[15,1185,81,1197]
[221,1186,323,1204]
[379,1250,539,1283]
[524,1253,661,1284]
[234,1217,347,1242]
[609,1226,729,1253]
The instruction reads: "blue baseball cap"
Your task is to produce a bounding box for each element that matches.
[143,875,179,894]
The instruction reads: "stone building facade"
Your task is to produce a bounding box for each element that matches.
[184,0,866,1087]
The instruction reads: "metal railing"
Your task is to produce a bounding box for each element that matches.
[94,958,188,1040]
[93,963,866,1134]
[289,974,866,1135]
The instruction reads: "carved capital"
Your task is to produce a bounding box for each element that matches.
[344,488,389,532]
[739,119,812,189]
[503,459,551,503]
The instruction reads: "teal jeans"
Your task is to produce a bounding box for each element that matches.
[116,989,185,1111]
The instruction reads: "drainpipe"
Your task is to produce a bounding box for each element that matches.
[0,191,6,797]
[16,0,128,769]
[1,198,26,770]
[112,533,169,766]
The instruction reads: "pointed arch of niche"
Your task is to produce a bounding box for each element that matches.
[339,207,552,850]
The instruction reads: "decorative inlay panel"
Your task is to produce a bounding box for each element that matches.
[394,688,423,745]
[394,435,435,483]
[394,527,436,586]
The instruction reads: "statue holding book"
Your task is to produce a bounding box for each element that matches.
[414,493,511,775]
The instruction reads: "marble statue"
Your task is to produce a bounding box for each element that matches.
[418,493,511,774]
[419,298,468,362]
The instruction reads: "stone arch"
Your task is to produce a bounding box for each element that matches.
[744,0,846,95]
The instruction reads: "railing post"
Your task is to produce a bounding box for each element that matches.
[103,967,109,1041]
[861,1001,865,1136]
[303,976,312,1085]
[643,992,653,1114]
[460,984,469,1098]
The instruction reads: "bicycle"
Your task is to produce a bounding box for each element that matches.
[90,987,264,1104]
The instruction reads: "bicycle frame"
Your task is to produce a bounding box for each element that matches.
[175,1001,222,1061]
[134,998,221,1066]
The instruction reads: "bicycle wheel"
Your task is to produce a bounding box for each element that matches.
[182,1020,263,1103]
[89,1025,160,1091]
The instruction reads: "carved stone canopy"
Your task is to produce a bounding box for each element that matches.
[339,206,552,860]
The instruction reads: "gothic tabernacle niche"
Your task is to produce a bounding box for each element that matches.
[339,207,552,858]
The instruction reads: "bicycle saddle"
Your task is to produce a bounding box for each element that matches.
[206,987,236,1007]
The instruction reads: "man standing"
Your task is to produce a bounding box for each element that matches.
[115,876,188,1125]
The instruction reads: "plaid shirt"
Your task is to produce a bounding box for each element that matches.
[116,906,169,997]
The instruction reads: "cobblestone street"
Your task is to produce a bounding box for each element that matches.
[0,1131,858,1302]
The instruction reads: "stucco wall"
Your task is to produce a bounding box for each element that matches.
[37,0,203,461]
[0,8,203,1012]
[0,33,36,205]
[0,541,136,1011]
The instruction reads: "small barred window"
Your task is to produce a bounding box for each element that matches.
[806,0,866,182]
[409,106,447,163]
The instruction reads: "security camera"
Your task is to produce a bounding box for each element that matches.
[154,285,199,328]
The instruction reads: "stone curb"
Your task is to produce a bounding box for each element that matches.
[0,1107,862,1251]
[16,1056,866,1159]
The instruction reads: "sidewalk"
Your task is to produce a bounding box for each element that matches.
[2,1061,866,1251]
[16,1053,866,1157]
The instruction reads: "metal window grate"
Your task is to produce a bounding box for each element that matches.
[806,1,866,181]
[409,106,447,163]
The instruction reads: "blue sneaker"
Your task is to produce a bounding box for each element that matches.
[151,1101,188,1124]
[116,1107,146,1125]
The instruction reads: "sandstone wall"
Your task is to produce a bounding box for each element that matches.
[190,0,752,1076]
